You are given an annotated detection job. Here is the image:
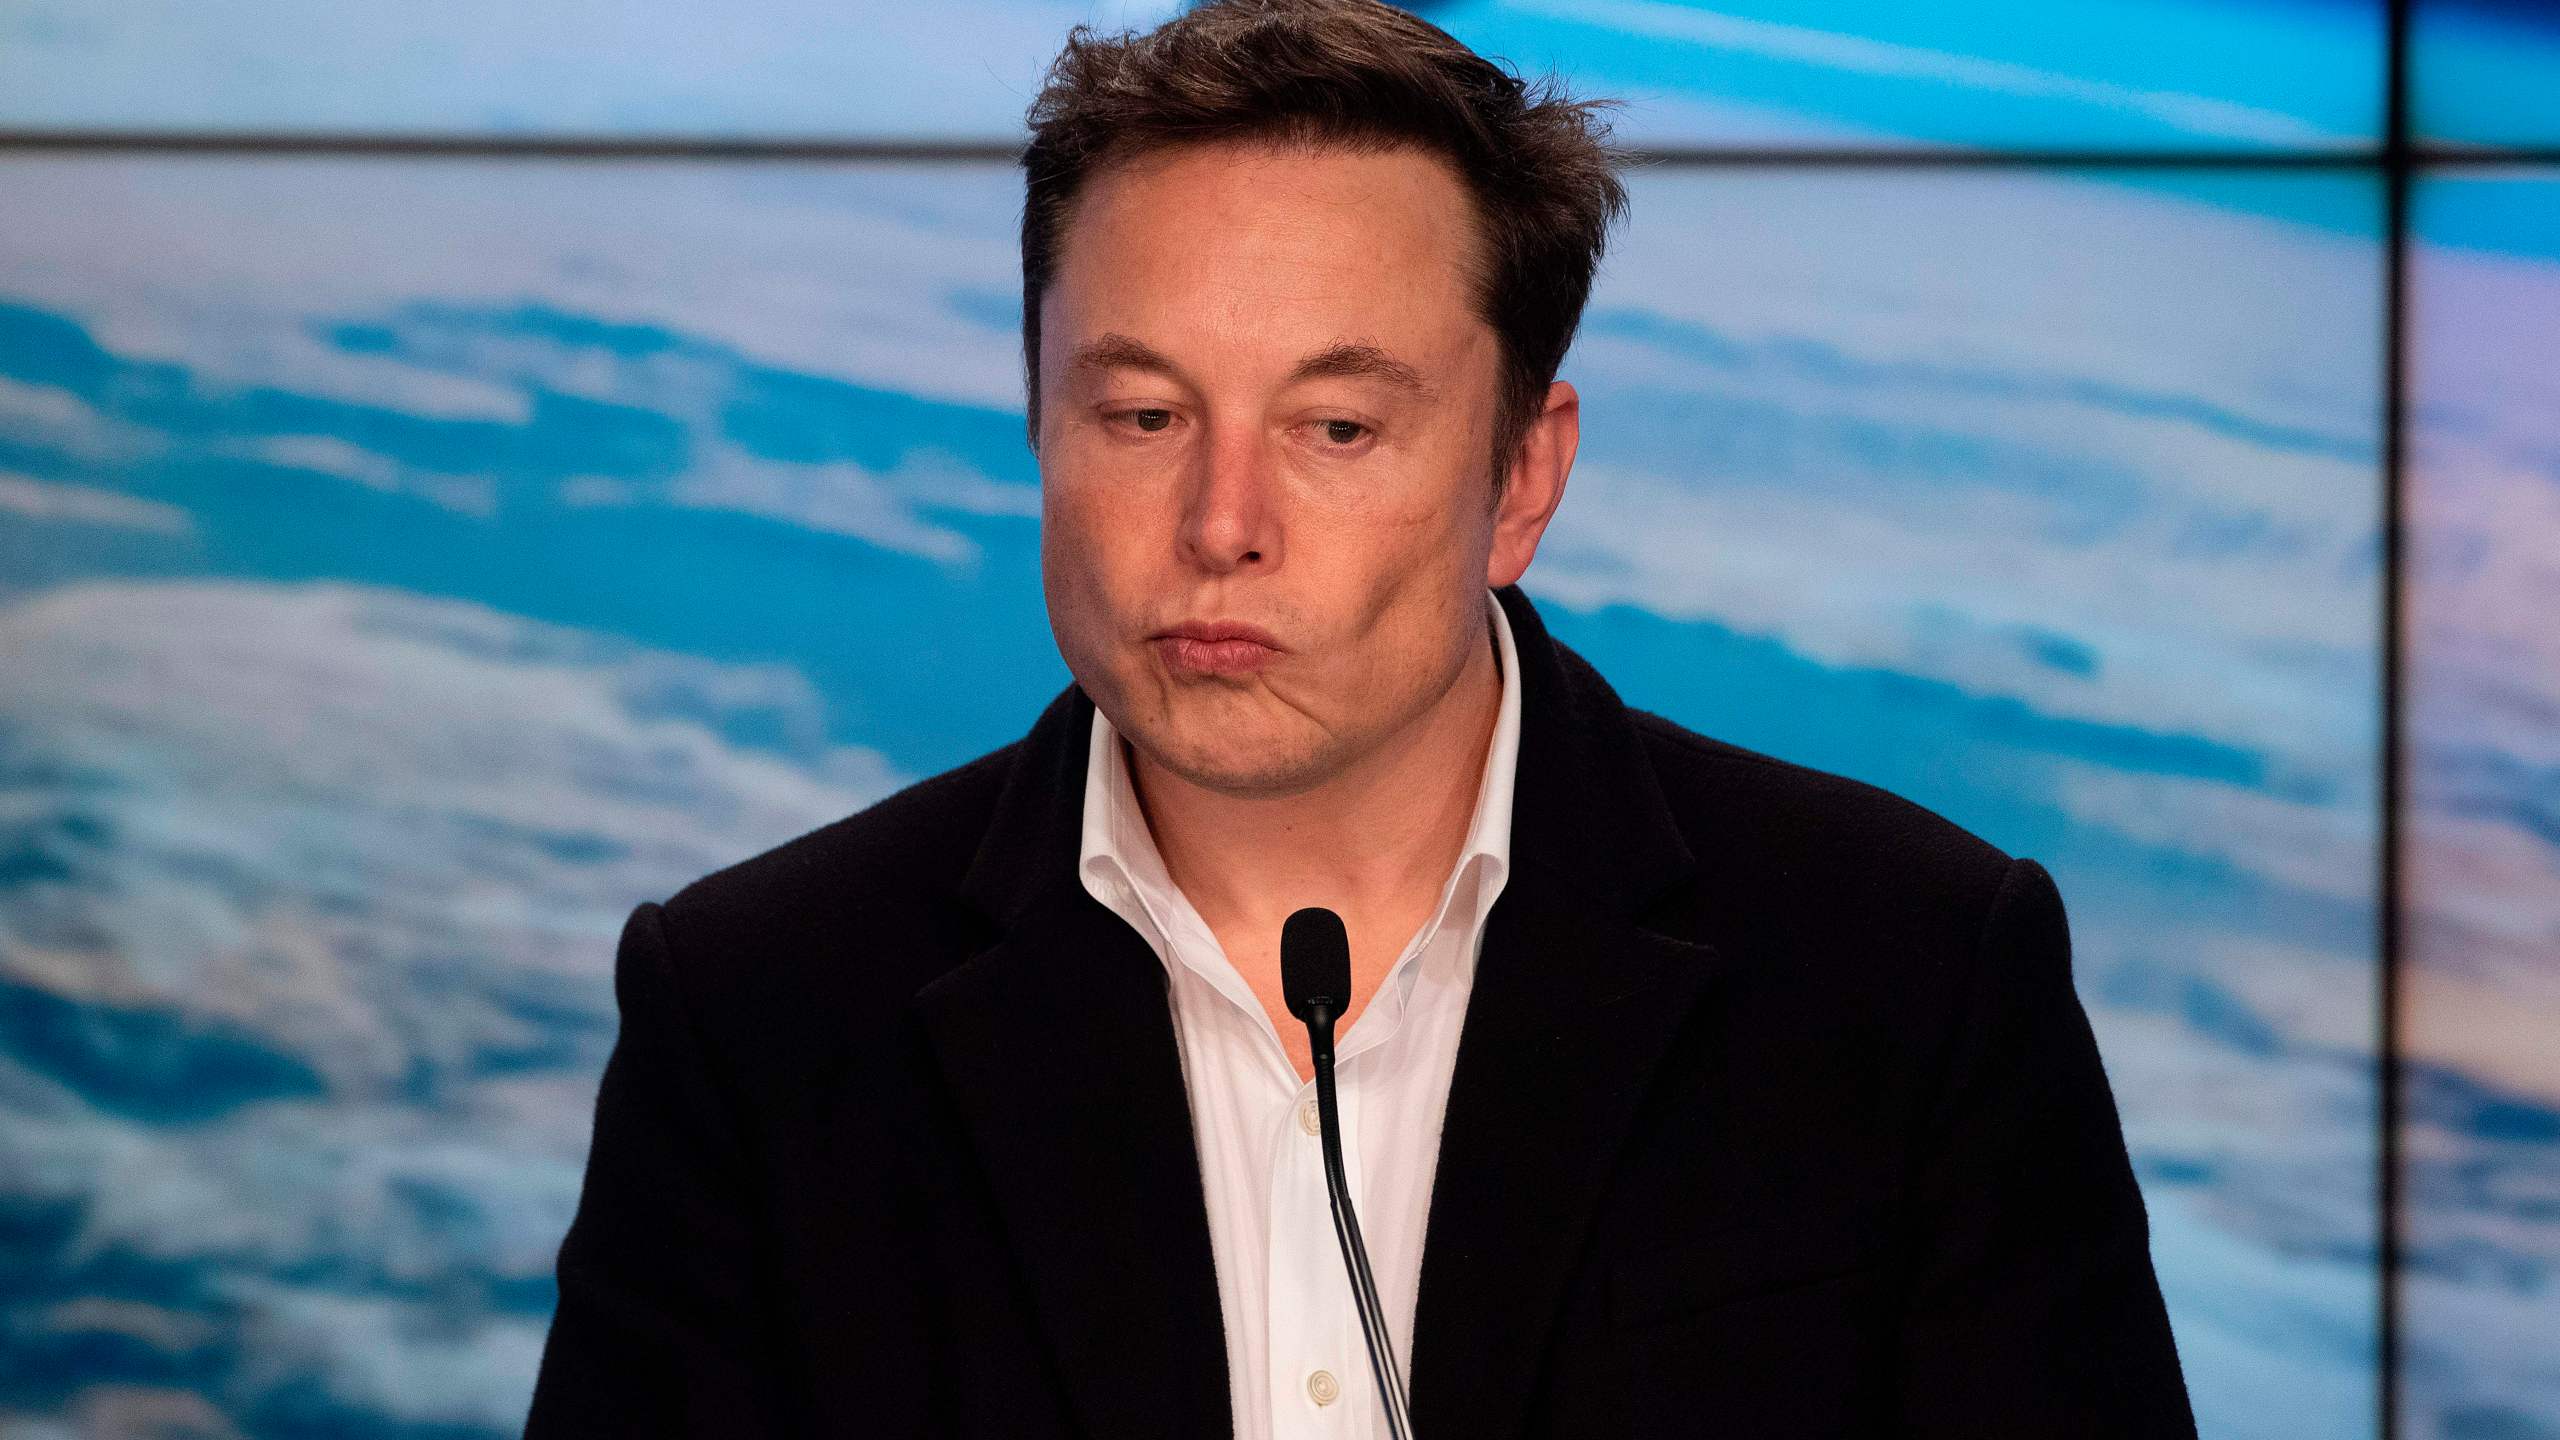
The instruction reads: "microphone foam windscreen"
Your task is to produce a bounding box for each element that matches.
[1279,906,1352,1025]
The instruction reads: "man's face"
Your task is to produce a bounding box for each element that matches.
[1035,138,1553,798]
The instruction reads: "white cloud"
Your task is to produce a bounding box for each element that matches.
[2397,209,2560,1109]
[2141,1186,2375,1440]
[0,577,917,1433]
[0,471,192,533]
[228,1277,548,1430]
[0,0,1179,138]
[1593,168,2379,434]
[248,433,502,517]
[1535,454,2375,783]
[2,158,1045,559]
[0,374,168,465]
[654,438,1037,564]
[0,156,1029,417]
[1526,167,2385,807]
[0,577,903,1078]
[2047,760,2377,908]
[1512,0,2351,147]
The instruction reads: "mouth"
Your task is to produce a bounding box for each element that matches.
[1151,620,1284,677]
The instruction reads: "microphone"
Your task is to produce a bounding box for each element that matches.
[1282,906,1416,1440]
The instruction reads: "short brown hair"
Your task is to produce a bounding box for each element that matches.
[1018,0,1632,505]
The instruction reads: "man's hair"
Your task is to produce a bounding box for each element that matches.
[1018,0,1632,506]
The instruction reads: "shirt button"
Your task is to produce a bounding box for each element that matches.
[1307,1369,1340,1406]
[1298,1097,1321,1135]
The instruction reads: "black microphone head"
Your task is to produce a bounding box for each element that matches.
[1280,906,1352,1025]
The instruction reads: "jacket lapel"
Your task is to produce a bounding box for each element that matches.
[1404,586,1731,1440]
[911,686,1235,1439]
[1406,873,1723,1438]
[910,888,1234,1437]
[909,585,1730,1440]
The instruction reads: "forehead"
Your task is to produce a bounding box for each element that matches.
[1044,138,1485,359]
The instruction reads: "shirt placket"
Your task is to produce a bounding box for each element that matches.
[1115,836,1463,1440]
[1268,1042,1370,1438]
[1268,917,1445,1440]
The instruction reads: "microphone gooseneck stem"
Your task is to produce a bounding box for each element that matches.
[1307,1004,1416,1440]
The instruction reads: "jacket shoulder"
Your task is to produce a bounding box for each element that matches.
[1623,705,2018,941]
[1618,706,2069,1121]
[671,738,1015,916]
[643,736,1022,1031]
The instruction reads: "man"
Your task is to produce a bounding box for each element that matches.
[525,1,2197,1436]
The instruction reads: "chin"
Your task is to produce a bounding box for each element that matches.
[1139,710,1329,799]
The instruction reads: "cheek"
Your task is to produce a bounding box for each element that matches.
[1043,464,1122,560]
[1335,502,1474,617]
[1045,491,1149,619]
[1040,488,1112,626]
[1041,482,1165,669]
[1046,454,1162,540]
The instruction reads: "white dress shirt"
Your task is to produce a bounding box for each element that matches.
[1077,587,1522,1440]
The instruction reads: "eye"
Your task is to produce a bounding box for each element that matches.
[1118,407,1174,434]
[1314,418,1371,448]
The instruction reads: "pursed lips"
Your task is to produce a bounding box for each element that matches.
[1152,620,1283,677]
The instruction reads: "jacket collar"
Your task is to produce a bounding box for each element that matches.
[917,583,1728,1439]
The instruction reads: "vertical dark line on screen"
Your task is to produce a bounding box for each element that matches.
[2378,0,2412,1435]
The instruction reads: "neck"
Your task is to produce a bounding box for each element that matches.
[1125,612,1502,936]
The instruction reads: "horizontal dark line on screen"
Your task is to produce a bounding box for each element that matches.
[0,129,2553,168]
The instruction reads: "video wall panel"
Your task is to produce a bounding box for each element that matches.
[0,0,2385,152]
[2413,2,2560,151]
[0,153,2390,1439]
[2402,169,2560,1439]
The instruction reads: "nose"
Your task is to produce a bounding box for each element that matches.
[1176,421,1280,574]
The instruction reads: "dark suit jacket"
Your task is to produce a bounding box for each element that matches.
[524,583,2195,1439]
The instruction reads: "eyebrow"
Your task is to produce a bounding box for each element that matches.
[1066,332,1438,402]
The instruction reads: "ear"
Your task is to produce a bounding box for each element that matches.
[1486,380,1577,589]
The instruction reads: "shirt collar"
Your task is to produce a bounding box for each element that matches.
[1078,586,1521,949]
